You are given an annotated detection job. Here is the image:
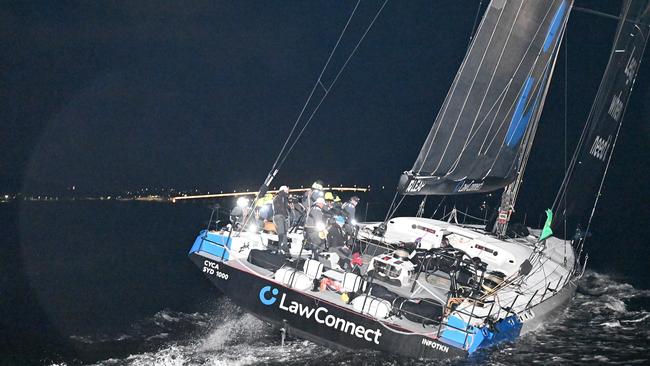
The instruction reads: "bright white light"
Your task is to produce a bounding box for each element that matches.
[351,219,358,226]
[237,197,249,208]
[316,222,326,231]
[247,223,258,233]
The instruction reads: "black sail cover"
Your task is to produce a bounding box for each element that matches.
[399,0,573,195]
[552,1,650,238]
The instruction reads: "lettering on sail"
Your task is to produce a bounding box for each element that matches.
[406,179,426,193]
[608,91,623,122]
[624,46,637,85]
[589,135,611,162]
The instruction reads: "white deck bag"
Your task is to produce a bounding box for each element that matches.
[342,272,366,293]
[351,295,392,319]
[274,267,313,291]
[302,259,324,280]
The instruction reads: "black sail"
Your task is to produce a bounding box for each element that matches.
[552,0,650,238]
[399,0,573,195]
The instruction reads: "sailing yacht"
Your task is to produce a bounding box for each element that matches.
[185,0,650,360]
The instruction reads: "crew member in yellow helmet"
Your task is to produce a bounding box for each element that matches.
[324,191,335,202]
[257,193,274,221]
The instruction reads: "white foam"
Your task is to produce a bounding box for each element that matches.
[602,295,627,313]
[599,320,621,328]
[199,313,267,351]
[622,313,650,324]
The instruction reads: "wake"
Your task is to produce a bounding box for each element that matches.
[75,271,649,366]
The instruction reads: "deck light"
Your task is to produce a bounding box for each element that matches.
[237,197,250,208]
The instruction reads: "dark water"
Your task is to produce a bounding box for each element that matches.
[1,202,649,365]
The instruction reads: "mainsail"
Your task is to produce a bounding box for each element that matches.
[552,0,650,238]
[399,0,573,195]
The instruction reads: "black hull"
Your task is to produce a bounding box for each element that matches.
[190,252,467,361]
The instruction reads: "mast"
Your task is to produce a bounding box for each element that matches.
[494,4,573,237]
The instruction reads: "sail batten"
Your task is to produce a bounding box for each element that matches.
[400,0,573,195]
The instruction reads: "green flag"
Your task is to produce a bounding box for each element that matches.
[539,209,553,241]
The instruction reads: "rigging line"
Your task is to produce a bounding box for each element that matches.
[384,191,408,223]
[457,210,488,223]
[477,1,564,161]
[583,1,643,248]
[523,260,565,295]
[483,8,571,181]
[383,191,400,222]
[468,0,484,43]
[430,0,517,176]
[572,7,620,21]
[573,6,649,27]
[478,55,553,177]
[444,0,557,177]
[446,0,543,175]
[240,1,361,234]
[448,2,557,172]
[318,79,329,93]
[481,1,569,168]
[477,80,512,153]
[414,0,495,174]
[551,0,633,212]
[497,46,560,181]
[563,26,569,263]
[429,196,446,219]
[388,194,407,220]
[269,0,361,174]
[275,0,390,171]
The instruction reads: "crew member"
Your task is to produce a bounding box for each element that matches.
[230,197,250,229]
[257,193,274,221]
[301,181,324,212]
[273,186,291,255]
[324,191,335,205]
[305,197,326,259]
[342,196,360,242]
[301,188,312,209]
[342,196,360,223]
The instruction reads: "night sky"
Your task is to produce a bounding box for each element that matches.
[2,4,650,364]
[2,1,648,228]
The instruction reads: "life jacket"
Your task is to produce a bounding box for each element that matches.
[319,277,342,292]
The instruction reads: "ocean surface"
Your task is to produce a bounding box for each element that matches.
[1,201,649,365]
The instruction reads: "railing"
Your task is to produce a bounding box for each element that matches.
[433,290,499,348]
[195,208,235,262]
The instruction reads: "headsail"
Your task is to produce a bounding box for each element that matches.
[552,0,650,238]
[399,0,573,195]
